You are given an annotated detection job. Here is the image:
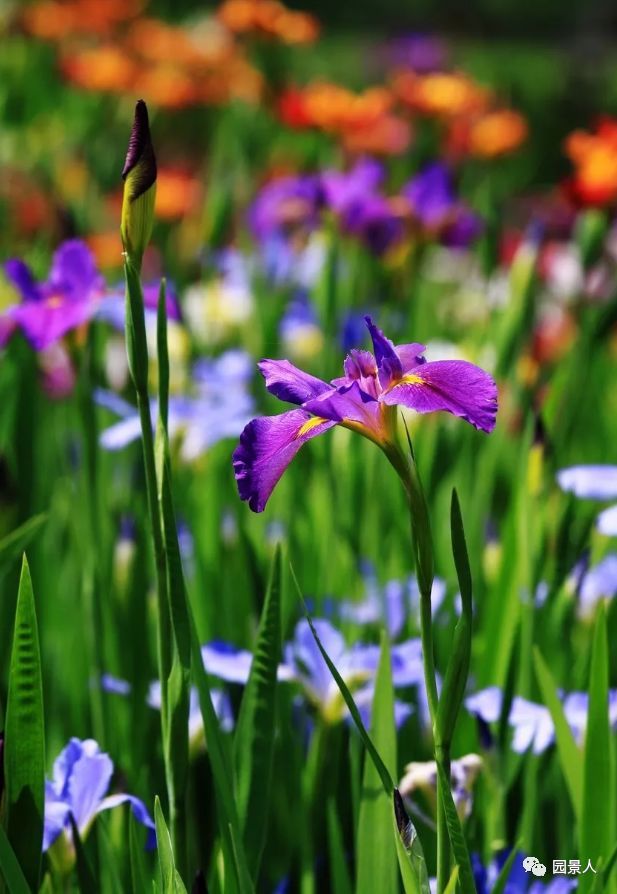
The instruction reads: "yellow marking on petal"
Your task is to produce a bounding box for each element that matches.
[398,373,425,385]
[296,416,327,438]
[46,295,63,309]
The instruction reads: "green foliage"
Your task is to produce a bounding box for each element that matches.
[4,556,45,893]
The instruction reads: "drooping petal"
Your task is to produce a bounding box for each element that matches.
[382,359,498,433]
[43,793,71,851]
[4,258,42,303]
[12,297,96,352]
[556,465,617,500]
[597,504,617,536]
[233,409,335,512]
[201,642,254,684]
[258,358,330,406]
[96,794,156,849]
[66,740,114,829]
[284,618,347,706]
[364,315,403,388]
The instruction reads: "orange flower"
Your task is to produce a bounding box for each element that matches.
[124,17,233,69]
[342,114,412,157]
[134,65,201,109]
[155,169,202,220]
[60,45,136,93]
[217,0,319,44]
[393,70,490,118]
[468,109,528,158]
[446,109,528,159]
[86,232,124,270]
[22,0,143,40]
[565,118,617,206]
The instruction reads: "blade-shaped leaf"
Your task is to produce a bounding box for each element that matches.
[327,800,353,894]
[491,844,521,894]
[155,797,188,893]
[233,545,282,876]
[0,515,46,571]
[0,824,30,894]
[70,815,100,894]
[436,490,473,746]
[533,648,582,817]
[435,762,475,894]
[581,603,612,891]
[130,810,152,893]
[356,633,398,894]
[4,555,45,892]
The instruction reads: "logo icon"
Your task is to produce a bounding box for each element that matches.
[523,857,547,877]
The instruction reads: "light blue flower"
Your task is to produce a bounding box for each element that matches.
[578,554,617,615]
[96,350,254,461]
[557,465,617,536]
[466,686,617,754]
[44,738,154,859]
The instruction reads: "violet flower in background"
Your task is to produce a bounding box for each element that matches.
[248,174,323,241]
[320,157,385,220]
[233,315,497,512]
[2,240,104,351]
[577,554,617,616]
[385,33,449,73]
[403,162,483,248]
[44,738,155,859]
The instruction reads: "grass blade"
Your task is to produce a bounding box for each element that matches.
[0,515,46,571]
[356,633,398,894]
[435,762,475,894]
[0,825,30,894]
[533,648,582,817]
[4,555,45,892]
[233,545,282,876]
[70,815,100,894]
[581,603,612,893]
[326,800,352,894]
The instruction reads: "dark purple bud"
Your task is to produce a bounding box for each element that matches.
[393,788,415,848]
[122,100,157,200]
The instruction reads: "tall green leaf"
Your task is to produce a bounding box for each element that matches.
[580,604,612,894]
[155,797,188,894]
[0,825,30,894]
[436,490,473,746]
[327,800,353,894]
[356,633,398,894]
[0,515,46,571]
[435,762,475,894]
[69,816,100,894]
[533,647,582,818]
[130,810,152,893]
[233,545,282,876]
[4,555,45,892]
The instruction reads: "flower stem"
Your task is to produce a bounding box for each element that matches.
[384,436,450,892]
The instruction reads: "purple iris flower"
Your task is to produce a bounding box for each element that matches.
[233,315,497,512]
[557,464,617,537]
[402,163,482,248]
[44,738,155,855]
[342,194,406,256]
[2,241,104,351]
[386,34,448,73]
[320,158,385,220]
[248,175,323,241]
[466,686,617,754]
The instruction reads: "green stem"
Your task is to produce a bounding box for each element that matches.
[124,257,179,850]
[383,437,450,891]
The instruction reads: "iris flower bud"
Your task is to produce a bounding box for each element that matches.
[121,100,157,265]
